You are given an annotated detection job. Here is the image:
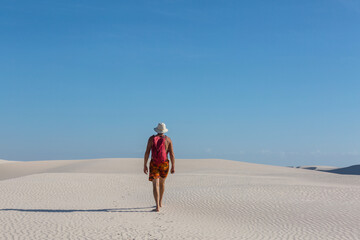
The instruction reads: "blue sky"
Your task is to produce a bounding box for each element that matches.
[1,0,359,167]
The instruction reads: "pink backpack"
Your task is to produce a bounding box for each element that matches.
[151,135,167,164]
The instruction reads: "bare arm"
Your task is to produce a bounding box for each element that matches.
[143,137,152,174]
[168,138,175,173]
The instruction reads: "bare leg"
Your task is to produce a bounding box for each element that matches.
[152,178,160,211]
[159,177,166,207]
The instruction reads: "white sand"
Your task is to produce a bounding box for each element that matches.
[1,158,359,239]
[0,159,14,164]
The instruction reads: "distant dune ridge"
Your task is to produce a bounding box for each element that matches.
[295,165,338,171]
[0,159,12,164]
[322,165,360,175]
[293,165,360,175]
[0,158,359,239]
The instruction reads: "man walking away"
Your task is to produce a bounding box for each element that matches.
[144,123,175,212]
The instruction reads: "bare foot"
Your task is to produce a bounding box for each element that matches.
[152,206,160,212]
[159,202,162,207]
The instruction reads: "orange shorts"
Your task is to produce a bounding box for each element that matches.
[149,159,169,181]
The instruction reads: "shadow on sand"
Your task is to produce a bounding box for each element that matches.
[0,207,155,213]
[322,165,360,175]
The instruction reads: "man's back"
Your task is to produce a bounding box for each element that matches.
[148,135,174,158]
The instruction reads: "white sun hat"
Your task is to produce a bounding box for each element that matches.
[154,123,168,133]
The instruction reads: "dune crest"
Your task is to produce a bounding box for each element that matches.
[0,159,13,164]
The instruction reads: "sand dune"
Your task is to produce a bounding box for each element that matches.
[296,165,339,171]
[1,158,360,239]
[295,165,360,175]
[0,159,13,164]
[322,165,360,175]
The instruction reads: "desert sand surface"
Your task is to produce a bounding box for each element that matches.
[1,158,360,240]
